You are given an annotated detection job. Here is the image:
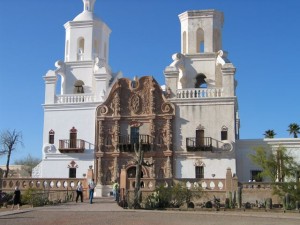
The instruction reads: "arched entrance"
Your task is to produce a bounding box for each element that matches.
[126,166,144,189]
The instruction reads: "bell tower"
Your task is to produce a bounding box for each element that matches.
[40,0,120,179]
[179,10,224,54]
[64,0,111,63]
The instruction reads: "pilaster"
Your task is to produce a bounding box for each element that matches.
[44,70,57,104]
[164,67,179,98]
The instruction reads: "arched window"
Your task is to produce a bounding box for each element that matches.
[221,126,228,140]
[196,129,205,147]
[127,167,143,178]
[131,76,138,89]
[68,160,78,178]
[130,127,139,144]
[69,127,77,148]
[196,28,205,53]
[77,38,85,61]
[195,166,204,178]
[49,129,55,144]
[195,73,207,88]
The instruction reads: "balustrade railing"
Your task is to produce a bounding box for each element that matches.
[1,178,86,191]
[1,178,87,206]
[127,178,172,191]
[59,139,85,153]
[186,137,213,151]
[186,137,230,152]
[177,88,223,99]
[174,178,226,191]
[117,134,153,152]
[125,178,226,191]
[240,182,273,189]
[56,94,96,104]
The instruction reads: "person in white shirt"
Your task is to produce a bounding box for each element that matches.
[76,182,83,203]
[88,179,95,204]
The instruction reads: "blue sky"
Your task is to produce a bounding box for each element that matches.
[0,0,300,164]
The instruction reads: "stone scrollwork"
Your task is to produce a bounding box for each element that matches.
[169,53,184,68]
[99,105,109,115]
[222,141,233,151]
[43,144,56,154]
[194,159,205,167]
[55,60,65,74]
[161,102,173,113]
[196,124,205,130]
[94,57,105,71]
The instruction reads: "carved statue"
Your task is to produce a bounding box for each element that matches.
[111,93,120,116]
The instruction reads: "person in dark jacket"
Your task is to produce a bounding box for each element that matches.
[11,186,21,210]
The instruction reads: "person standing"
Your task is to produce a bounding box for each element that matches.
[88,179,95,204]
[75,182,83,203]
[112,180,119,201]
[11,186,21,210]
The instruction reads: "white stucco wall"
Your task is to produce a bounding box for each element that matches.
[37,104,98,178]
[38,152,93,178]
[174,100,236,151]
[175,156,236,179]
[43,105,97,153]
[235,139,266,182]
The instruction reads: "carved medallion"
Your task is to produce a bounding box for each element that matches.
[99,105,109,115]
[129,94,141,114]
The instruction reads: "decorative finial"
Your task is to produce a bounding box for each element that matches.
[83,0,96,12]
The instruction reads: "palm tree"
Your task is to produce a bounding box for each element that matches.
[263,129,276,138]
[287,123,300,138]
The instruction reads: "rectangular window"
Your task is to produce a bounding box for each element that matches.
[69,168,76,178]
[49,134,54,144]
[130,127,139,144]
[70,132,77,148]
[196,130,204,146]
[221,131,228,140]
[251,170,262,182]
[195,166,204,178]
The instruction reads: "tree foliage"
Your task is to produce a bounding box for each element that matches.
[250,145,300,205]
[250,146,298,182]
[0,129,23,178]
[14,154,41,177]
[263,129,276,138]
[287,123,300,138]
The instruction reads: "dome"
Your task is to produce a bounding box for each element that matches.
[73,11,101,22]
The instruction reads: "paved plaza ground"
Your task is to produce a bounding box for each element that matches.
[0,198,299,225]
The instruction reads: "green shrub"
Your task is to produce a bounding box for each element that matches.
[22,188,48,207]
[145,183,203,209]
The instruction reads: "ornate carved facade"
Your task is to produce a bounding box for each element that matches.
[95,76,175,186]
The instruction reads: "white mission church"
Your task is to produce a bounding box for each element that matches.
[32,0,300,197]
